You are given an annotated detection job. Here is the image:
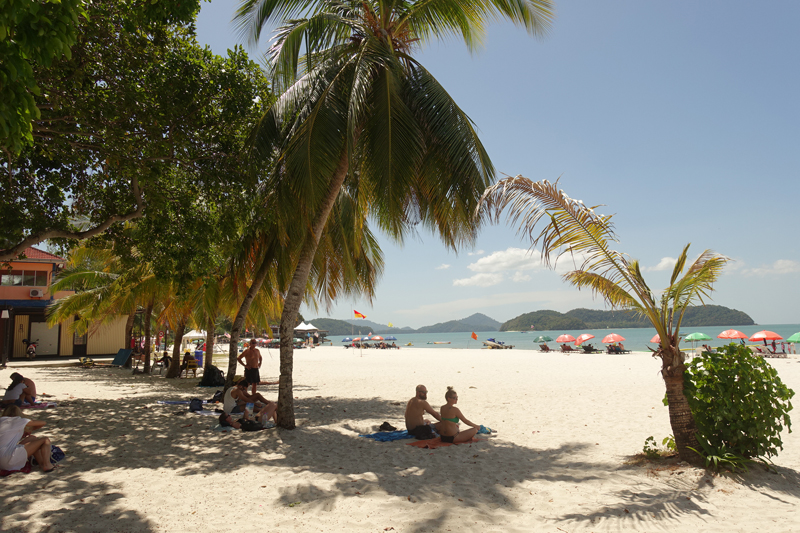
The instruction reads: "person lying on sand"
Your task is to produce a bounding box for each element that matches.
[434,386,481,444]
[405,385,441,439]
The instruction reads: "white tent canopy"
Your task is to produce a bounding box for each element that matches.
[294,322,318,331]
[183,330,208,340]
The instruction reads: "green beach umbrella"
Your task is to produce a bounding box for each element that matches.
[533,335,553,343]
[786,332,800,343]
[685,332,712,350]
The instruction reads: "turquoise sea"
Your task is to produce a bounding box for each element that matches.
[339,324,800,351]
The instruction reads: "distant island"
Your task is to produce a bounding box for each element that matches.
[499,305,755,331]
[309,313,501,335]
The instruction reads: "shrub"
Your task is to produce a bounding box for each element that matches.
[683,343,794,469]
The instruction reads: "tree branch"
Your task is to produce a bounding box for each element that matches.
[0,176,145,262]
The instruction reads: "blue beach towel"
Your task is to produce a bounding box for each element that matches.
[157,400,210,405]
[359,430,413,442]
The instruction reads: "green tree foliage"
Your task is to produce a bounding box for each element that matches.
[683,343,795,470]
[0,0,269,262]
[500,310,586,331]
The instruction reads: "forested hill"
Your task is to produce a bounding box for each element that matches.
[500,305,754,331]
[310,313,501,335]
[415,313,501,334]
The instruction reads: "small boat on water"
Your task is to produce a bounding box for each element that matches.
[427,341,451,345]
[405,342,413,346]
[483,338,514,350]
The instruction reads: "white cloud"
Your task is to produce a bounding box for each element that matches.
[512,272,531,282]
[453,273,504,287]
[467,250,485,256]
[435,264,450,270]
[743,259,800,277]
[467,247,540,273]
[644,257,678,272]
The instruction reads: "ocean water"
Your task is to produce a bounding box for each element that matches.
[338,324,800,352]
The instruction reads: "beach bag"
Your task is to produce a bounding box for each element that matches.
[239,419,264,432]
[199,365,225,387]
[210,390,224,403]
[188,398,203,412]
[31,445,65,466]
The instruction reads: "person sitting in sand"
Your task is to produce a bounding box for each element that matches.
[0,405,56,473]
[434,387,481,444]
[404,385,441,440]
[223,379,277,425]
[2,374,32,407]
[237,339,263,396]
[13,374,37,405]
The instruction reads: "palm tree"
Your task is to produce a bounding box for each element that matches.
[235,0,554,428]
[478,177,728,463]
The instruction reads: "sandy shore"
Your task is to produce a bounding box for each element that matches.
[1,347,798,532]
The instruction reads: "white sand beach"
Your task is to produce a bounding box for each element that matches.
[1,347,799,532]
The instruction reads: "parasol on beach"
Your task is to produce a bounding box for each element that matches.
[650,334,660,343]
[787,332,800,343]
[748,330,782,342]
[533,335,553,343]
[556,334,576,343]
[601,333,625,344]
[575,333,595,346]
[370,336,384,341]
[341,338,353,342]
[685,332,711,350]
[717,329,747,340]
[385,336,397,341]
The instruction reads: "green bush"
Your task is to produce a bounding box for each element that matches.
[683,343,794,469]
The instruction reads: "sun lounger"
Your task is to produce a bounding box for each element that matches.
[560,344,576,353]
[539,344,552,352]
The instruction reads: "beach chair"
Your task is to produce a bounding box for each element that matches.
[560,344,576,353]
[539,344,552,352]
[181,358,199,378]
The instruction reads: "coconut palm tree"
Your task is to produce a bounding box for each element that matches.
[235,0,554,428]
[478,176,728,463]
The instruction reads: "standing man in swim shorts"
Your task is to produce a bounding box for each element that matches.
[237,338,263,396]
[404,384,441,439]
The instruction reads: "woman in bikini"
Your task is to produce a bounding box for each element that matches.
[435,386,480,444]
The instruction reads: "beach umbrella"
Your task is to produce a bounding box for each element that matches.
[787,332,800,343]
[717,329,747,340]
[650,334,660,343]
[370,335,384,341]
[575,333,595,346]
[385,336,397,341]
[556,334,576,343]
[533,335,553,343]
[353,337,362,342]
[685,332,711,342]
[341,337,353,342]
[749,330,782,343]
[601,333,625,344]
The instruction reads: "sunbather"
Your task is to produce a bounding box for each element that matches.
[223,379,277,424]
[404,385,441,439]
[434,387,480,444]
[0,405,55,473]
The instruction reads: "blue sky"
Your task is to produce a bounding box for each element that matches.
[196,1,800,329]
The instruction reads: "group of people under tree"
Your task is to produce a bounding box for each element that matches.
[404,385,481,444]
[2,373,37,407]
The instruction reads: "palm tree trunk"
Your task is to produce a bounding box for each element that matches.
[143,302,153,373]
[165,320,186,378]
[276,149,350,429]
[124,312,135,351]
[225,246,275,389]
[205,315,215,374]
[661,347,701,464]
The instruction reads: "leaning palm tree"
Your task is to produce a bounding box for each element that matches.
[236,0,554,428]
[478,176,728,463]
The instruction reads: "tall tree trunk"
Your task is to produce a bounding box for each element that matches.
[205,315,216,374]
[661,347,701,464]
[143,301,153,373]
[124,312,135,351]
[165,319,186,378]
[277,150,350,429]
[225,245,276,390]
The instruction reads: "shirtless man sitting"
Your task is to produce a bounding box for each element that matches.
[10,373,36,405]
[237,338,263,396]
[404,384,441,440]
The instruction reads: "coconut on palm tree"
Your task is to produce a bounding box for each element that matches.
[235,0,554,428]
[478,176,728,463]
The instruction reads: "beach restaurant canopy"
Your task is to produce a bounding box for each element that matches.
[294,322,318,332]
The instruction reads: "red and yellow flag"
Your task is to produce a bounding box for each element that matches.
[354,310,367,319]
[471,332,478,340]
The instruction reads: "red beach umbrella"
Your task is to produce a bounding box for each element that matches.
[602,333,626,343]
[718,329,748,340]
[748,330,782,342]
[650,334,660,343]
[353,337,362,342]
[370,336,384,341]
[575,333,595,345]
[556,334,576,343]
